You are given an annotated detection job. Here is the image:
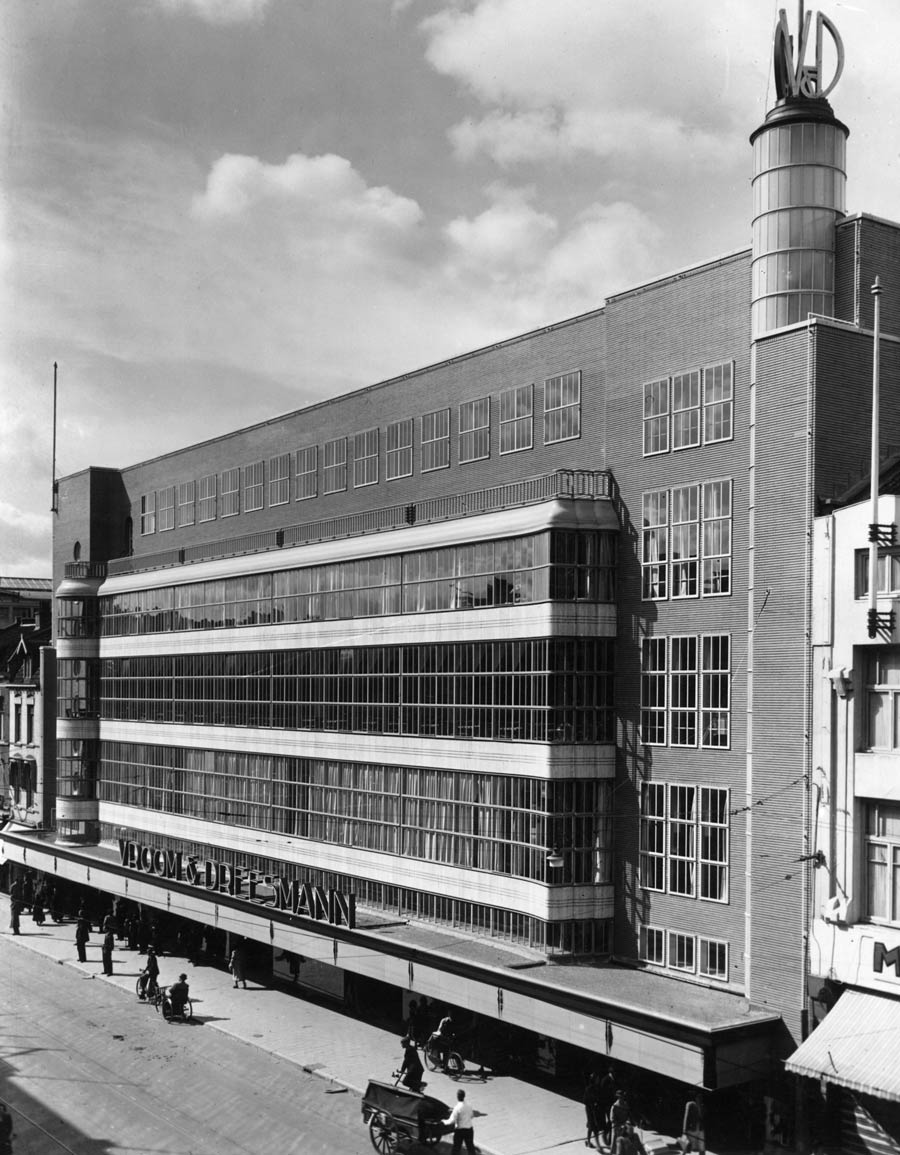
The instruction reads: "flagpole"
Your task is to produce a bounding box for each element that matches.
[868,279,883,636]
[51,361,59,514]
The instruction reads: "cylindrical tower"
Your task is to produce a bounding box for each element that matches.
[55,564,105,845]
[750,10,848,337]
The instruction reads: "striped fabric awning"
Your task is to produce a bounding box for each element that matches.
[786,988,900,1103]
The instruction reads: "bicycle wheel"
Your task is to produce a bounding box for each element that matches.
[135,977,144,1000]
[445,1051,464,1078]
[182,998,193,1022]
[161,998,172,1020]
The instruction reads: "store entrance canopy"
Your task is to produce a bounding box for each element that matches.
[786,988,900,1102]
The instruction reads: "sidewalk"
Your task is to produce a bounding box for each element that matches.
[2,894,706,1155]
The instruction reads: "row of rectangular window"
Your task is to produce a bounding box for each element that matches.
[99,741,611,886]
[97,530,616,637]
[642,479,732,599]
[639,782,730,901]
[639,924,729,980]
[92,638,615,743]
[138,373,582,535]
[643,360,734,456]
[640,635,731,748]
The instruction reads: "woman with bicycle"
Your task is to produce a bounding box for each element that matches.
[138,946,160,1000]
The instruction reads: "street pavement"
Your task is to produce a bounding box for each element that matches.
[2,893,722,1155]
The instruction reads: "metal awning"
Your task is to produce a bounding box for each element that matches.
[786,988,900,1102]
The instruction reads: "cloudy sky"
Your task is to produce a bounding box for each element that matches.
[2,0,899,576]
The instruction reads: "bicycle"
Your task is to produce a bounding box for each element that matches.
[135,975,160,1003]
[422,1032,464,1077]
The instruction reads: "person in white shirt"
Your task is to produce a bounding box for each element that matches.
[443,1088,476,1154]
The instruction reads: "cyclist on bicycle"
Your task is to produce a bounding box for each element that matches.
[432,1011,455,1072]
[167,973,190,1018]
[138,947,160,999]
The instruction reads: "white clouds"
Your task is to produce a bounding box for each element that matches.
[192,152,424,236]
[156,0,271,25]
[445,185,557,273]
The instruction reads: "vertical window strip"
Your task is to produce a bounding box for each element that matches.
[295,446,317,501]
[640,638,667,745]
[140,492,156,535]
[221,467,240,517]
[643,378,669,456]
[499,385,533,454]
[639,782,666,891]
[198,474,217,522]
[704,360,734,443]
[354,428,379,488]
[324,438,347,494]
[243,461,265,512]
[158,486,175,532]
[269,454,291,506]
[702,478,733,595]
[177,481,195,527]
[671,369,701,450]
[422,408,450,472]
[701,635,731,748]
[642,489,668,600]
[544,371,581,444]
[670,636,698,747]
[386,419,413,480]
[671,485,699,598]
[459,398,490,463]
[668,784,697,895]
[699,786,729,900]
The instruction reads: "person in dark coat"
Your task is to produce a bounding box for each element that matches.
[75,910,91,961]
[8,901,22,936]
[31,893,45,926]
[583,1071,603,1149]
[229,943,248,988]
[399,1036,425,1092]
[139,947,160,998]
[101,929,115,975]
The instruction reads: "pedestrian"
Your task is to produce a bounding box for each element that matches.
[8,900,21,936]
[31,893,45,926]
[125,913,140,951]
[442,1088,476,1155]
[102,928,115,975]
[407,998,428,1045]
[598,1066,617,1148]
[584,1071,603,1149]
[22,874,34,913]
[229,942,248,988]
[609,1090,631,1148]
[398,1036,424,1092]
[679,1093,706,1153]
[139,946,160,999]
[75,909,91,961]
[615,1122,648,1155]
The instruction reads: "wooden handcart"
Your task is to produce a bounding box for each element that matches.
[361,1079,451,1153]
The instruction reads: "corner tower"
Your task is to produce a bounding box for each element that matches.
[750,6,848,337]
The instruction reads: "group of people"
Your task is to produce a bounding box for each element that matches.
[583,1074,648,1154]
[7,875,60,935]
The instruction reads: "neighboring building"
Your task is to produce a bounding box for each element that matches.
[0,577,52,818]
[788,475,900,1148]
[2,7,899,1147]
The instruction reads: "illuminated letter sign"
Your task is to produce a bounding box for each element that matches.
[773,8,844,100]
[873,941,900,978]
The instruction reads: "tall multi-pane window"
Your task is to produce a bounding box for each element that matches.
[866,802,900,924]
[243,461,265,512]
[500,385,533,454]
[639,925,666,965]
[671,485,699,597]
[140,492,156,535]
[670,637,698,746]
[640,638,667,745]
[643,481,732,601]
[639,782,666,891]
[459,398,490,463]
[704,361,734,443]
[177,481,195,527]
[642,490,668,599]
[269,454,291,506]
[295,446,317,501]
[422,409,450,472]
[386,419,413,480]
[221,467,240,517]
[354,428,379,487]
[699,937,729,980]
[640,635,730,748]
[544,371,581,444]
[699,786,729,901]
[669,931,695,971]
[703,479,732,595]
[643,378,669,455]
[198,475,217,522]
[157,487,175,532]
[701,636,731,748]
[639,782,730,901]
[324,438,347,494]
[866,651,900,749]
[672,370,701,449]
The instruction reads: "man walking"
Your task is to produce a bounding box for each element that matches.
[443,1088,476,1155]
[75,910,91,962]
[101,927,115,975]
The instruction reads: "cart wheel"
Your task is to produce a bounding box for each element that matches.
[369,1111,398,1154]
